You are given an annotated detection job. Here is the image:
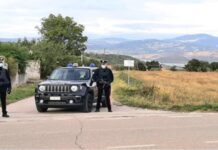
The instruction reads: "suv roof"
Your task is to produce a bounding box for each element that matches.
[61,66,97,70]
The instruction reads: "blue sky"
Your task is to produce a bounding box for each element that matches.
[0,0,218,39]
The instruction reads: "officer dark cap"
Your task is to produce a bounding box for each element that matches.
[100,60,108,64]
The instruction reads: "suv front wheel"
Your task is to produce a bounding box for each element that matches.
[36,105,48,113]
[82,93,93,113]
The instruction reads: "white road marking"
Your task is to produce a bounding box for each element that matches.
[107,144,156,149]
[205,140,218,144]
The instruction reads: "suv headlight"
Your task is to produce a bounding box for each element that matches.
[39,85,46,92]
[71,85,78,92]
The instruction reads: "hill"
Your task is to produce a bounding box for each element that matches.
[87,34,218,64]
[0,38,18,42]
[85,53,141,65]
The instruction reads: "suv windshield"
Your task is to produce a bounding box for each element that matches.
[50,68,90,80]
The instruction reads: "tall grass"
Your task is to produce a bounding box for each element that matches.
[113,71,218,111]
[7,84,36,104]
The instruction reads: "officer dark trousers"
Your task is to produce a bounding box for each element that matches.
[96,85,112,111]
[0,91,7,115]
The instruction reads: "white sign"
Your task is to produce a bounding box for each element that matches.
[124,60,134,67]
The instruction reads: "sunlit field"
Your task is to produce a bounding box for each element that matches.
[113,71,218,111]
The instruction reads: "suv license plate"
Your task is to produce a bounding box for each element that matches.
[50,96,61,100]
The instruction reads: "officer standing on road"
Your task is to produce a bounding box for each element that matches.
[0,59,11,117]
[92,60,114,112]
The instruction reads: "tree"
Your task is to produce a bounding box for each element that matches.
[185,59,210,72]
[210,62,218,71]
[137,61,147,71]
[32,14,89,77]
[36,14,88,55]
[146,61,161,71]
[199,61,210,72]
[32,40,67,78]
[17,37,36,49]
[185,59,200,72]
[170,66,177,71]
[0,42,28,74]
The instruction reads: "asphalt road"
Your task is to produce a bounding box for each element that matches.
[1,97,218,150]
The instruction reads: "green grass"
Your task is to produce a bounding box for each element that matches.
[113,71,218,112]
[7,84,36,104]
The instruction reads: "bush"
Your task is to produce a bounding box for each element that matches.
[137,61,147,71]
[185,59,210,72]
[170,66,177,71]
[210,62,218,71]
[0,43,28,74]
[7,57,18,78]
[146,61,161,71]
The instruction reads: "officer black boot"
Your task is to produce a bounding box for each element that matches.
[2,114,10,118]
[95,109,100,112]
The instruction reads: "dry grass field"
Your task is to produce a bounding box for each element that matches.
[113,71,218,111]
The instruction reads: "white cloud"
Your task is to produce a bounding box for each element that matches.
[0,0,218,39]
[142,1,218,34]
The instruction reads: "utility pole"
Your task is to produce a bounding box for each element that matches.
[128,66,130,85]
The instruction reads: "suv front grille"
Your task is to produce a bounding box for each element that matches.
[45,85,71,93]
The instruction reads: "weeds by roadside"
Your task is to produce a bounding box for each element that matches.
[7,84,36,104]
[113,71,218,112]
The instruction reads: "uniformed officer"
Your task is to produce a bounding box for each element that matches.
[0,60,11,117]
[92,60,114,112]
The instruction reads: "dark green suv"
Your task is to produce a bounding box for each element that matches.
[35,66,99,113]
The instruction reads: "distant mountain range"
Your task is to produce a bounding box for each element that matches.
[1,34,218,64]
[87,34,218,64]
[0,38,18,42]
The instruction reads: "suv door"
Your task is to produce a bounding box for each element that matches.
[91,69,98,100]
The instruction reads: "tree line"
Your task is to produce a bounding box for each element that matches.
[2,13,217,76]
[0,41,30,78]
[185,59,218,72]
[113,60,161,71]
[0,14,95,79]
[1,13,163,77]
